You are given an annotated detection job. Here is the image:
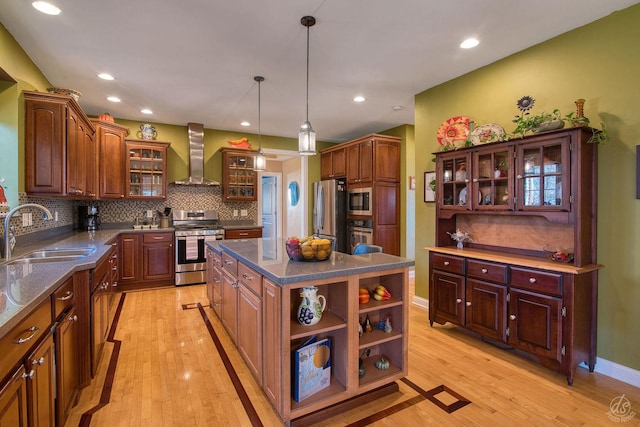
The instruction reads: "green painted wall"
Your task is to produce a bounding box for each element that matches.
[0,23,51,205]
[414,5,640,370]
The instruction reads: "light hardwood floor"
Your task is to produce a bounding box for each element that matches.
[66,284,640,426]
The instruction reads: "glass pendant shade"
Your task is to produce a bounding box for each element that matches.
[254,147,266,171]
[298,120,316,156]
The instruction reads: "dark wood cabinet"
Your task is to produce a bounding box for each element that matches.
[430,269,465,326]
[118,232,174,290]
[321,146,347,179]
[0,366,28,426]
[54,307,79,426]
[372,182,400,255]
[91,119,130,199]
[24,91,95,197]
[27,332,56,427]
[347,139,373,184]
[220,148,258,202]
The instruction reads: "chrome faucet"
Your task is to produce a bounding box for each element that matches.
[2,203,53,260]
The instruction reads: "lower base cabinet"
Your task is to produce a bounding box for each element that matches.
[118,232,174,290]
[429,249,597,385]
[262,279,282,412]
[27,332,56,427]
[55,307,79,426]
[0,366,29,426]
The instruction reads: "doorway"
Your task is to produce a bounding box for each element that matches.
[261,173,280,239]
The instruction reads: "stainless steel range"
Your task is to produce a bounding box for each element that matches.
[172,209,225,286]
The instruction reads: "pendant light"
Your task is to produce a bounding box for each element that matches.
[298,15,317,156]
[253,76,266,171]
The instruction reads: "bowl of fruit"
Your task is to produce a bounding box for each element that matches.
[286,236,333,261]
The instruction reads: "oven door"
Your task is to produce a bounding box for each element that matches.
[349,226,374,254]
[175,235,206,268]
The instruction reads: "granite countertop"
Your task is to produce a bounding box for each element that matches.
[0,229,126,339]
[218,220,262,231]
[208,238,415,286]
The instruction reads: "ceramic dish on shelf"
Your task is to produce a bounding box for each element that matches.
[470,123,506,145]
[46,87,82,101]
[458,187,482,205]
[437,116,474,148]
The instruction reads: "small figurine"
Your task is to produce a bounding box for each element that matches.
[384,318,392,334]
[364,314,373,333]
[358,317,363,337]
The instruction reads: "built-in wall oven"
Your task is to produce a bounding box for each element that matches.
[347,219,374,254]
[173,210,225,286]
[347,187,373,216]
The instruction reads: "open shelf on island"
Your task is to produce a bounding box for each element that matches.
[358,354,402,388]
[359,329,402,348]
[290,312,347,340]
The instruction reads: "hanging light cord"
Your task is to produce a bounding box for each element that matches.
[305,17,310,123]
[258,78,262,149]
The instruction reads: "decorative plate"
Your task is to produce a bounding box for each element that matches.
[437,116,474,147]
[470,123,506,145]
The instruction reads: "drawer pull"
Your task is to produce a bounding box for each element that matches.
[443,261,450,266]
[224,260,234,265]
[242,273,253,281]
[15,326,39,344]
[22,369,35,380]
[456,298,462,304]
[529,277,537,283]
[466,301,472,306]
[57,290,74,301]
[481,268,488,274]
[153,236,164,240]
[510,314,516,321]
[239,232,249,236]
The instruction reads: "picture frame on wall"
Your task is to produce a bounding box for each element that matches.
[424,171,436,203]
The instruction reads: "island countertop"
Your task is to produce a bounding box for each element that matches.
[208,238,415,285]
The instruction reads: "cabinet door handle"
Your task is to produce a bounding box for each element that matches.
[466,301,472,306]
[68,315,78,322]
[232,281,239,289]
[481,268,488,274]
[473,178,478,183]
[510,314,516,321]
[15,326,39,344]
[456,298,462,304]
[224,260,233,265]
[529,277,537,283]
[22,369,35,380]
[57,290,74,301]
[153,236,164,240]
[242,273,253,281]
[32,357,45,366]
[517,175,523,179]
[443,261,450,266]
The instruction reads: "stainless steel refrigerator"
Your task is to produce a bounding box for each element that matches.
[313,178,347,253]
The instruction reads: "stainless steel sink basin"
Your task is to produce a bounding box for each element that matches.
[26,248,96,258]
[5,255,87,265]
[2,247,96,265]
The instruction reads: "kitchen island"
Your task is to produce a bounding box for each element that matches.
[206,238,414,425]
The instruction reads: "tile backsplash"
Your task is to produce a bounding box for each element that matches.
[4,186,257,237]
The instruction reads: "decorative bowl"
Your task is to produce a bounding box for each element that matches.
[286,239,332,262]
[542,245,574,263]
[47,87,82,101]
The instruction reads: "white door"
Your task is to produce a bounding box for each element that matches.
[261,175,278,239]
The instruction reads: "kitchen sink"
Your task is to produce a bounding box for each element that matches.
[2,247,96,266]
[25,248,96,258]
[4,255,88,265]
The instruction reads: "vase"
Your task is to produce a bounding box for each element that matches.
[296,286,326,326]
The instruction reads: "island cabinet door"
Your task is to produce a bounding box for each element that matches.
[220,270,238,345]
[262,279,281,412]
[237,285,262,385]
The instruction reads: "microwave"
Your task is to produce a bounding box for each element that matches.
[347,187,373,216]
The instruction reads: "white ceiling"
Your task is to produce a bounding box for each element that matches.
[1,1,637,142]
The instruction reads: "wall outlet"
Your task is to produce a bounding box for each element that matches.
[233,209,239,217]
[54,211,59,221]
[146,210,153,218]
[22,213,29,226]
[240,209,248,217]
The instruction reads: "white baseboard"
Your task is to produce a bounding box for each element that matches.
[411,297,640,388]
[580,359,640,388]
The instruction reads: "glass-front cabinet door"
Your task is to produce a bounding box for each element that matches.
[438,152,472,209]
[126,141,169,199]
[221,148,258,202]
[516,136,570,212]
[472,145,514,210]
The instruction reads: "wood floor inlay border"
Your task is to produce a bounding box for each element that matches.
[79,293,127,427]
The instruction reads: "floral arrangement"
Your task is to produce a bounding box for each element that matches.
[447,228,473,249]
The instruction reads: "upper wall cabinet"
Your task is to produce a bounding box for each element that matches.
[219,148,258,202]
[345,134,401,185]
[25,91,95,198]
[320,146,346,180]
[125,140,170,199]
[90,119,130,199]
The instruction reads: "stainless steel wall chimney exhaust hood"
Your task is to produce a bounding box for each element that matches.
[173,122,220,186]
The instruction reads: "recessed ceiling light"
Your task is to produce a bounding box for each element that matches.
[460,38,480,49]
[32,1,61,15]
[241,121,250,127]
[98,73,115,81]
[107,96,121,103]
[353,96,366,103]
[141,108,153,115]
